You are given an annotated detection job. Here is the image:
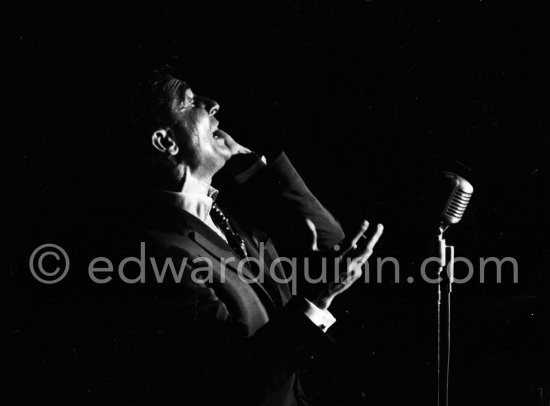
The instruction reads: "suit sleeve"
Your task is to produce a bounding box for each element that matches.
[218,152,345,254]
[114,244,336,405]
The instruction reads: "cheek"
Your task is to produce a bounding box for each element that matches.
[196,118,211,136]
[184,112,201,134]
[184,111,208,134]
[182,120,205,147]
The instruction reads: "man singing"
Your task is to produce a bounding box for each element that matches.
[119,71,384,405]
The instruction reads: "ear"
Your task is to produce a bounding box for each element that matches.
[151,129,179,156]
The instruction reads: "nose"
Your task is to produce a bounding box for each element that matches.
[197,95,220,116]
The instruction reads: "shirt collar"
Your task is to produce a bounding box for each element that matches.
[160,175,219,222]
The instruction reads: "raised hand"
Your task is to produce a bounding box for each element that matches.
[215,129,252,156]
[312,220,384,310]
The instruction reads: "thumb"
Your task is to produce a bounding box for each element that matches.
[305,218,319,252]
[216,129,252,155]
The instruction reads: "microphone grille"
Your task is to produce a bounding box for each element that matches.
[445,189,472,221]
[442,171,474,225]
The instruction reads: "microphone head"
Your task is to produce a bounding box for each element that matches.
[441,171,474,225]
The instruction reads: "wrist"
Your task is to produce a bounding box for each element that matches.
[313,296,333,311]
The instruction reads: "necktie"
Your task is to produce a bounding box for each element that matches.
[210,203,248,259]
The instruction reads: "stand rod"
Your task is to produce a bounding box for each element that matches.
[437,227,454,406]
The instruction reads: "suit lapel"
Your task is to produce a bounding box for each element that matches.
[235,226,292,307]
[185,215,276,310]
[147,193,277,310]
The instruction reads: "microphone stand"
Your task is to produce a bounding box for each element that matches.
[437,225,454,406]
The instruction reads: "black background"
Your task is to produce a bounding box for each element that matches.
[6,1,550,404]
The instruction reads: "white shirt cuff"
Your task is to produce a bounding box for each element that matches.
[303,299,337,332]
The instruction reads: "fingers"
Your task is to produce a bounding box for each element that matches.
[238,146,253,154]
[339,220,370,257]
[322,222,384,307]
[305,218,319,252]
[216,128,252,155]
[215,128,231,139]
[350,220,370,249]
[357,223,384,263]
[338,223,383,284]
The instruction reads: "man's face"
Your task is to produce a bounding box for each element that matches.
[167,78,232,176]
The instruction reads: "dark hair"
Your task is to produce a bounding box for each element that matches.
[131,65,188,142]
[126,65,190,187]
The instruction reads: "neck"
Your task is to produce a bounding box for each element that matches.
[180,166,212,195]
[150,163,215,194]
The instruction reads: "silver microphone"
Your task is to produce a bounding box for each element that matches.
[440,171,474,225]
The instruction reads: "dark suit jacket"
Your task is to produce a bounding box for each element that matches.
[113,152,345,405]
